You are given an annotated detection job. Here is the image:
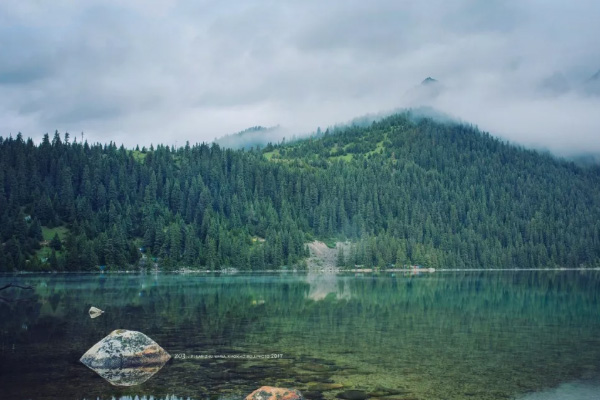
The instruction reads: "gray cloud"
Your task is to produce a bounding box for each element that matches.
[0,0,599,156]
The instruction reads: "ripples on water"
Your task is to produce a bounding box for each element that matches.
[1,271,599,400]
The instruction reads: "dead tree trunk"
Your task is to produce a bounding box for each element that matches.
[0,283,34,303]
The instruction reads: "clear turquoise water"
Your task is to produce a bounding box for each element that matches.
[0,271,599,400]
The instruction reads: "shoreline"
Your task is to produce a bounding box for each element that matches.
[2,267,600,276]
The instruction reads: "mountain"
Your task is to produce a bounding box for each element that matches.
[535,69,600,97]
[1,113,600,271]
[215,125,286,150]
[537,72,571,96]
[569,152,600,167]
[587,69,600,82]
[584,69,600,95]
[404,77,443,105]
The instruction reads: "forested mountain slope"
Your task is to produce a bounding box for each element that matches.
[1,112,599,271]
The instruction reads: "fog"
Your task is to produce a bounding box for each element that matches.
[1,1,599,156]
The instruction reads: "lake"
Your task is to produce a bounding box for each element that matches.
[1,271,599,400]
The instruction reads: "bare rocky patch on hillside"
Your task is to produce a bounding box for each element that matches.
[306,241,351,271]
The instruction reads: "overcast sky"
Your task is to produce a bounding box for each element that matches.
[1,1,599,156]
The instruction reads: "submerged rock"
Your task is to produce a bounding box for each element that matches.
[296,375,333,383]
[80,329,170,386]
[366,388,410,398]
[307,383,344,391]
[298,363,336,373]
[302,391,324,400]
[88,306,104,319]
[336,390,368,400]
[246,386,304,400]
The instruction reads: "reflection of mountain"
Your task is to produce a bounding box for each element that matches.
[305,273,350,301]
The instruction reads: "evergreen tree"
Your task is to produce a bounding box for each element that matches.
[337,247,345,268]
[50,233,62,251]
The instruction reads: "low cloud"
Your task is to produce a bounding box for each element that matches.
[0,0,599,156]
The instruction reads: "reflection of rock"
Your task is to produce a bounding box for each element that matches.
[88,306,104,319]
[89,366,164,386]
[246,386,304,400]
[80,329,170,386]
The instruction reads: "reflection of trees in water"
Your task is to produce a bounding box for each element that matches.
[267,271,600,398]
[0,283,42,351]
[0,272,599,399]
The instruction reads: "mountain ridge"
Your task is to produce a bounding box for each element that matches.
[1,112,599,271]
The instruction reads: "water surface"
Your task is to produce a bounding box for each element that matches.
[1,271,599,399]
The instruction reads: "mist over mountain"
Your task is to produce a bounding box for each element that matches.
[537,73,571,97]
[214,103,460,152]
[215,125,288,150]
[403,77,444,106]
[2,1,600,158]
[570,153,600,167]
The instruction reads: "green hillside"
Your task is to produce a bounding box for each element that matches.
[1,112,599,271]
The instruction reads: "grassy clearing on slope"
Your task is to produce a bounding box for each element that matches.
[263,150,279,160]
[36,247,63,261]
[36,226,69,261]
[366,140,385,157]
[42,226,69,241]
[329,154,353,162]
[132,150,147,162]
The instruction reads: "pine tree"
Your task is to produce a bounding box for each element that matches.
[50,233,62,251]
[336,246,345,268]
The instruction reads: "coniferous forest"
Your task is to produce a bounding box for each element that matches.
[1,112,600,271]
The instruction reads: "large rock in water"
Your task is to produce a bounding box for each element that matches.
[246,386,304,400]
[80,329,170,386]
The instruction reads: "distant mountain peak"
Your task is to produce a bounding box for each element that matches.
[538,72,570,96]
[584,69,600,96]
[404,78,443,106]
[587,69,600,82]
